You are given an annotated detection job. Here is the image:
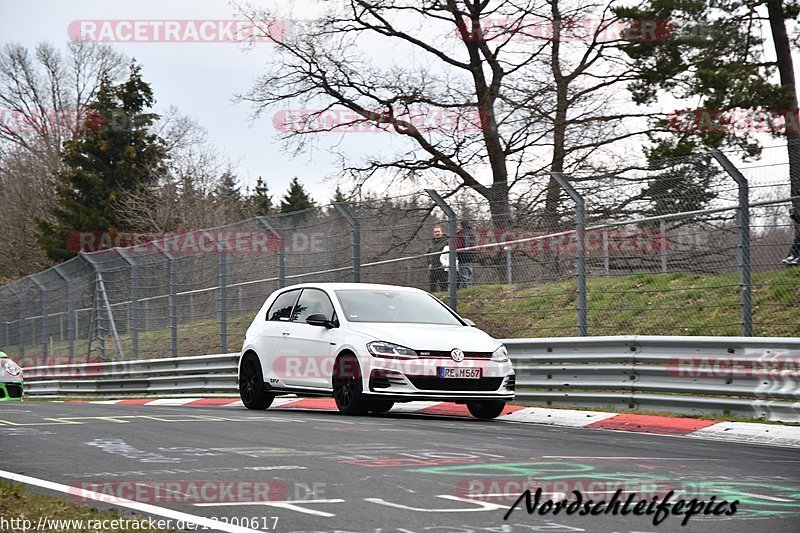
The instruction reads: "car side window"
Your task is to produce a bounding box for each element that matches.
[291,288,335,323]
[266,289,301,321]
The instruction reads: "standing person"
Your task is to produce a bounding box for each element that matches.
[782,208,800,265]
[455,220,477,288]
[427,225,449,292]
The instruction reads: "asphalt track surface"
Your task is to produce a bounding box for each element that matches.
[0,402,798,533]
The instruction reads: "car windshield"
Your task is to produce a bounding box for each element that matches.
[335,290,463,325]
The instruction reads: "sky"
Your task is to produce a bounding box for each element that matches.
[0,0,796,204]
[1,0,353,202]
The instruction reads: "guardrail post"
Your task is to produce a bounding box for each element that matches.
[9,285,24,357]
[550,172,588,336]
[333,202,361,282]
[117,249,139,359]
[256,216,286,288]
[711,150,753,336]
[426,189,458,311]
[30,276,48,357]
[53,265,75,357]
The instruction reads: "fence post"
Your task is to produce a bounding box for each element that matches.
[710,150,753,336]
[9,285,24,357]
[550,172,588,336]
[660,220,668,274]
[117,249,139,359]
[333,202,361,283]
[505,246,513,283]
[53,265,75,357]
[602,229,610,275]
[83,254,124,360]
[30,276,48,358]
[152,241,179,358]
[426,189,458,311]
[203,232,228,354]
[256,216,286,288]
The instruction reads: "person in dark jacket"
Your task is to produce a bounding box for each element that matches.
[455,220,477,288]
[782,208,800,265]
[427,225,449,292]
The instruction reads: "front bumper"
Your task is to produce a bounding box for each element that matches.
[0,380,23,401]
[364,358,515,402]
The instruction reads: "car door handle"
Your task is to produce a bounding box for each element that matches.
[282,330,291,336]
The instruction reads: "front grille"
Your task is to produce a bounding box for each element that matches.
[4,384,22,398]
[417,350,492,359]
[408,376,503,392]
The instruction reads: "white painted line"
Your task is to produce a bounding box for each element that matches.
[0,469,262,533]
[502,407,618,427]
[388,401,444,413]
[145,399,198,406]
[89,400,125,405]
[195,499,346,518]
[271,398,302,407]
[740,492,795,503]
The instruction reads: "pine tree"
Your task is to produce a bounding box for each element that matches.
[35,63,167,261]
[251,177,273,215]
[216,171,241,201]
[280,177,315,213]
[615,0,800,208]
[331,185,347,204]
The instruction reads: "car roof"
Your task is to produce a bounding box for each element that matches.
[278,283,425,293]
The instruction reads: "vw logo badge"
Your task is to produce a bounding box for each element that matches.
[450,348,465,362]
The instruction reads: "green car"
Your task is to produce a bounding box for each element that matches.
[0,351,23,401]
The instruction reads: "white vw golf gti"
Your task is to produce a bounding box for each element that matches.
[238,283,515,418]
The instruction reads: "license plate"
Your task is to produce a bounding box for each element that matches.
[438,367,482,379]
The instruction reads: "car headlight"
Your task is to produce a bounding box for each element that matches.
[491,345,509,363]
[3,359,22,377]
[367,341,418,359]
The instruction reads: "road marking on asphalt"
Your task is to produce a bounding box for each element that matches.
[542,456,800,462]
[0,469,263,533]
[740,492,795,503]
[364,495,507,512]
[195,499,346,517]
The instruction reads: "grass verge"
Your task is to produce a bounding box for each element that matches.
[0,480,175,532]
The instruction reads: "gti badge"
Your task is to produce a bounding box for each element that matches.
[450,348,465,362]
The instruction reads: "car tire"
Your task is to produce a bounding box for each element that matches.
[368,400,395,414]
[239,353,275,410]
[466,400,506,419]
[333,354,368,415]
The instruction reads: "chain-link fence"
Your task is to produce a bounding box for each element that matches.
[1,149,798,363]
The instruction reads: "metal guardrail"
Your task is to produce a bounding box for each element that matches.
[506,336,800,422]
[22,337,800,422]
[23,353,239,398]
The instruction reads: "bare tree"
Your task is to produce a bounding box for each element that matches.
[0,41,125,279]
[237,0,659,227]
[119,109,236,231]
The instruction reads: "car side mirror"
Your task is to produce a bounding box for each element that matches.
[306,313,335,328]
[463,319,476,327]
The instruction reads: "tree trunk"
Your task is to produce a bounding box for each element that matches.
[766,0,800,211]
